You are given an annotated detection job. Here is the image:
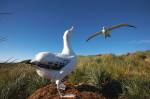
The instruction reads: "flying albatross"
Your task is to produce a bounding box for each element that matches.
[86,23,136,41]
[30,26,77,98]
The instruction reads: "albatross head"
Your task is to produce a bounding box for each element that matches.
[102,26,106,30]
[101,26,106,34]
[63,26,74,39]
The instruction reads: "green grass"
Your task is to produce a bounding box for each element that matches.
[0,50,150,99]
[68,51,150,98]
[0,63,49,99]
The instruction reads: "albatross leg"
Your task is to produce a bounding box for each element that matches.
[55,80,76,98]
[59,83,66,90]
[56,80,63,97]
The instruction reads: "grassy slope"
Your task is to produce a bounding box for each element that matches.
[0,50,150,99]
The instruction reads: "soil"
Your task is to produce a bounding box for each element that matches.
[28,82,105,99]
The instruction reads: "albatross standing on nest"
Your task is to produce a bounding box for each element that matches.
[86,23,136,41]
[30,26,77,98]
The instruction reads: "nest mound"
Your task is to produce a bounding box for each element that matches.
[28,82,104,99]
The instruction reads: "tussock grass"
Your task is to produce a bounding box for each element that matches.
[0,50,150,99]
[0,63,49,99]
[68,51,150,98]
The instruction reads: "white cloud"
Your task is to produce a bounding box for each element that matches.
[138,40,150,44]
[128,40,150,44]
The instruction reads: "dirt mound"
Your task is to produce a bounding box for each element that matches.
[28,82,104,99]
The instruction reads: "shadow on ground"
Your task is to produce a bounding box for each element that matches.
[28,81,122,99]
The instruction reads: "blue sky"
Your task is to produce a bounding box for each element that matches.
[0,0,150,61]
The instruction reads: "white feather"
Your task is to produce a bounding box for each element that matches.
[31,26,77,81]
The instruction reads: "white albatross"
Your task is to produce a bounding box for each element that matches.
[86,23,136,41]
[30,26,77,98]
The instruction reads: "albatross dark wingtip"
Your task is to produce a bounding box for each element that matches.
[86,37,92,42]
[86,39,89,42]
[128,25,136,28]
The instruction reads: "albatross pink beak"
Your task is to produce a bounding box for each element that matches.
[68,26,74,32]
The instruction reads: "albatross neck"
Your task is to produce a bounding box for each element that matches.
[61,35,75,56]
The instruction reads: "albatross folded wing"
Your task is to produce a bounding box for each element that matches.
[36,60,70,70]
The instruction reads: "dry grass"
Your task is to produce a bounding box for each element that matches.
[0,63,49,99]
[68,51,150,99]
[0,50,150,99]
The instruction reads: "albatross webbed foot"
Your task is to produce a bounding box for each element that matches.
[59,83,66,90]
[56,80,76,98]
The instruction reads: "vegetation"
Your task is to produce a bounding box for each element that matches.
[0,63,49,99]
[0,50,150,99]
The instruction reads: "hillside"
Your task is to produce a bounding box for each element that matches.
[0,50,150,99]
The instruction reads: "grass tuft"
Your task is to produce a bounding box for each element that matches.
[0,50,150,99]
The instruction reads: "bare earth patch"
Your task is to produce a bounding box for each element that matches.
[28,82,104,99]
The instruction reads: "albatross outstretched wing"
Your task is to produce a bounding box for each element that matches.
[108,24,136,31]
[86,31,102,42]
